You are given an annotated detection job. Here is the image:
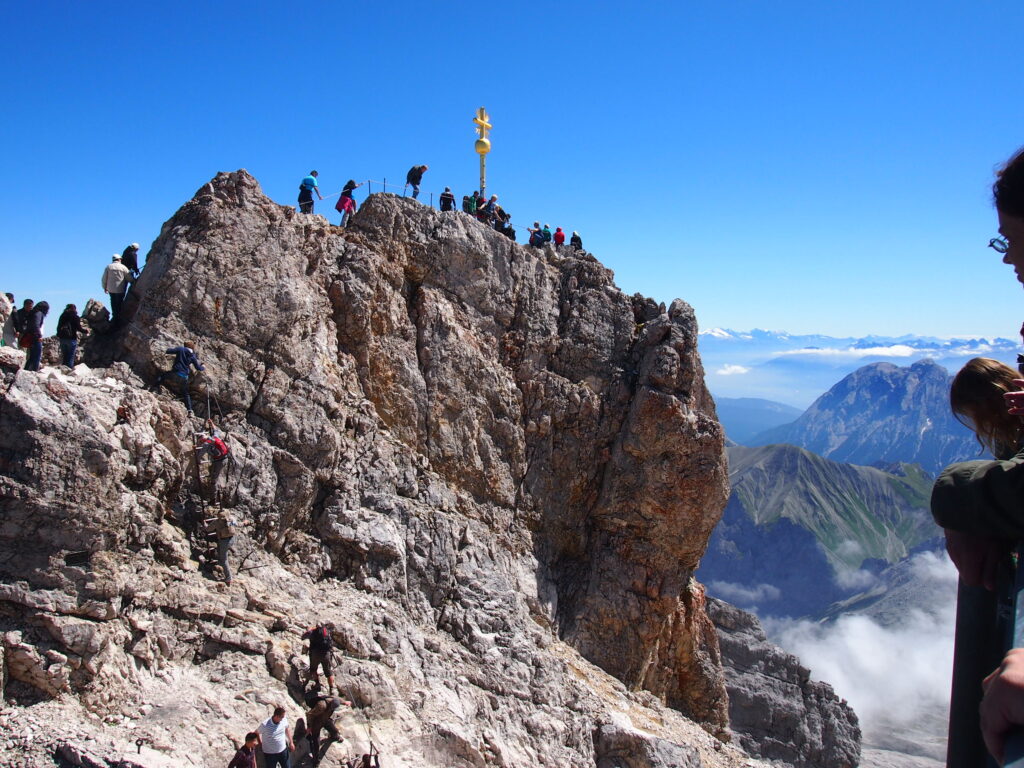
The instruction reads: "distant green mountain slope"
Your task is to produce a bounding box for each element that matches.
[698,444,939,618]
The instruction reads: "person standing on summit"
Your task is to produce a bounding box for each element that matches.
[298,170,322,214]
[439,187,456,212]
[405,164,428,199]
[102,254,131,327]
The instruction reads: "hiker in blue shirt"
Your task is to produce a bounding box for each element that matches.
[298,170,323,214]
[155,342,206,415]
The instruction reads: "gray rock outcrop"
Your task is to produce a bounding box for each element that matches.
[707,598,861,767]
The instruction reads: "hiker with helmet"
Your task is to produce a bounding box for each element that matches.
[301,624,337,694]
[121,242,142,279]
[102,254,131,327]
[155,342,205,416]
[405,164,428,199]
[21,301,49,371]
[56,303,84,368]
[439,187,456,212]
[298,171,323,214]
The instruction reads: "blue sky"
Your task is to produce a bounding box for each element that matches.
[3,1,1024,338]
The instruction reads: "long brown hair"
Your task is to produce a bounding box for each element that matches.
[950,357,1023,458]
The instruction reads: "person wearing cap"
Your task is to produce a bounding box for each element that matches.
[542,224,552,244]
[121,243,142,279]
[102,254,131,327]
[298,171,322,214]
[439,187,456,212]
[570,231,583,250]
[405,165,428,200]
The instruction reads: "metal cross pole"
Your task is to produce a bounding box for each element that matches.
[473,106,492,198]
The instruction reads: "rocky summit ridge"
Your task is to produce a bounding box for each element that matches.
[0,171,856,767]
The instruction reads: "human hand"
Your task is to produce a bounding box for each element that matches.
[943,528,1008,591]
[982,648,1024,763]
[1005,381,1024,414]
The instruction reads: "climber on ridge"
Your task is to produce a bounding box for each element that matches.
[21,301,49,372]
[439,186,456,212]
[405,164,428,199]
[154,341,206,416]
[301,623,337,694]
[121,242,142,279]
[570,231,583,250]
[554,227,565,249]
[299,170,323,214]
[302,684,351,763]
[102,253,130,327]
[336,179,362,227]
[56,303,84,369]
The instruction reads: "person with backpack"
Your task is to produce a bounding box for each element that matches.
[102,254,131,327]
[56,304,84,368]
[302,685,350,763]
[553,227,566,249]
[405,164,428,199]
[298,171,323,214]
[439,187,456,212]
[542,224,553,244]
[570,231,583,250]
[528,222,543,247]
[301,624,337,694]
[202,503,236,585]
[21,301,49,372]
[121,243,142,279]
[155,342,205,415]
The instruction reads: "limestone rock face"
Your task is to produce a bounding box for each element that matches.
[0,170,827,767]
[707,598,861,768]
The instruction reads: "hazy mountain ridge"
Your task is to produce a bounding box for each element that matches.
[699,444,936,618]
[747,359,980,474]
[714,397,803,444]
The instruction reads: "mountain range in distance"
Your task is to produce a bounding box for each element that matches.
[700,327,1020,409]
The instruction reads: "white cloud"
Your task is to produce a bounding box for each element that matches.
[763,552,958,754]
[773,344,919,360]
[707,580,781,607]
[715,364,751,376]
[833,567,877,590]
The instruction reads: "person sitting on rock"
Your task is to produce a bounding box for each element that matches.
[303,684,351,763]
[301,624,337,694]
[542,223,553,244]
[227,731,259,768]
[553,227,566,249]
[155,342,205,416]
[570,231,583,250]
[528,222,543,247]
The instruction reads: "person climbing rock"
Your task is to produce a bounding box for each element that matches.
[21,301,48,371]
[257,706,294,768]
[227,732,259,768]
[155,342,205,415]
[335,179,362,227]
[56,303,84,369]
[102,254,130,327]
[553,227,565,249]
[202,502,236,585]
[301,624,337,694]
[298,170,323,214]
[121,242,142,279]
[303,685,350,763]
[439,187,456,212]
[570,231,583,250]
[405,164,428,199]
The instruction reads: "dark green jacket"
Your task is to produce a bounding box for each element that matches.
[931,453,1024,538]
